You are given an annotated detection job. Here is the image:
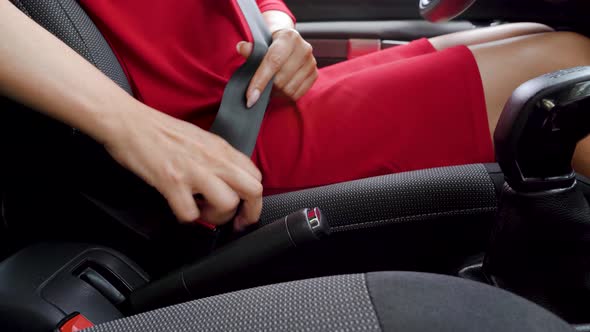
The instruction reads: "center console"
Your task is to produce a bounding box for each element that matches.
[0,208,328,331]
[0,243,148,331]
[461,66,590,325]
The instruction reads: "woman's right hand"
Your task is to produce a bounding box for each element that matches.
[1,2,261,230]
[103,104,263,231]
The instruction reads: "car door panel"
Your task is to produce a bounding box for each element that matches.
[286,0,420,21]
[290,0,588,68]
[297,20,475,67]
[297,20,474,39]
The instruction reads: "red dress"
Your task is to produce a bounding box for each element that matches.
[79,0,494,194]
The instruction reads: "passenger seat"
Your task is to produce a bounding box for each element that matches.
[86,272,571,332]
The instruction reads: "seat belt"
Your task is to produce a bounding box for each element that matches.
[209,0,274,157]
[76,0,274,237]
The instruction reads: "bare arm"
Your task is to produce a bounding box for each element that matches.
[0,0,132,142]
[262,10,295,33]
[0,1,262,230]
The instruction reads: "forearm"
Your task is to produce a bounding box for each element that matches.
[262,10,295,34]
[0,2,264,225]
[0,1,140,145]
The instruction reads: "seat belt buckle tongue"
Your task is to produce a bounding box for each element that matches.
[195,219,217,230]
[55,312,94,332]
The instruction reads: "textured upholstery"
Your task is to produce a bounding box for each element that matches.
[1,3,576,332]
[86,272,572,332]
[366,272,573,332]
[87,274,381,332]
[9,0,132,94]
[261,164,498,231]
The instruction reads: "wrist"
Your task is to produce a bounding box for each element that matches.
[262,10,295,35]
[79,95,145,147]
[271,27,299,39]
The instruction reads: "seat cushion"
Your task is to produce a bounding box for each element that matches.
[86,272,572,332]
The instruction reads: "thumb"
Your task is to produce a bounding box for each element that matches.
[236,41,253,58]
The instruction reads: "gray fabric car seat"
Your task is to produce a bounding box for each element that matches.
[0,1,579,331]
[85,272,572,332]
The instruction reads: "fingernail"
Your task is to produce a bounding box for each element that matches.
[247,89,260,108]
[236,41,245,54]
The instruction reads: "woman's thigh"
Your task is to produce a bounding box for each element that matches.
[255,44,494,194]
[470,31,590,138]
[256,31,590,193]
[429,22,553,50]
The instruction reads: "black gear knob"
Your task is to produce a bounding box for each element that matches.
[485,68,590,321]
[494,66,590,192]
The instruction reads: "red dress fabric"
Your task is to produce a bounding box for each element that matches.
[79,0,494,194]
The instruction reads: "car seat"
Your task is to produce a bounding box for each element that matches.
[0,1,584,331]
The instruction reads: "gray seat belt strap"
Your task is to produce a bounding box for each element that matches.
[209,0,273,156]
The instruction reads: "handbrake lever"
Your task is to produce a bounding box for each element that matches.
[128,208,330,313]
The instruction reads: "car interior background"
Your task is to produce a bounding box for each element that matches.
[1,0,590,331]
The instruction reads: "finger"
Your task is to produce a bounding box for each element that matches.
[218,163,262,201]
[271,88,287,99]
[273,41,313,90]
[217,165,263,225]
[214,136,262,181]
[281,56,317,99]
[194,175,240,225]
[163,186,201,224]
[230,150,263,181]
[247,38,296,108]
[236,41,253,58]
[292,69,319,101]
[234,192,263,232]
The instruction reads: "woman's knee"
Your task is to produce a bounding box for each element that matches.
[519,22,554,33]
[498,22,554,35]
[543,31,590,65]
[429,22,554,50]
[511,31,590,71]
[473,31,590,74]
[471,31,590,136]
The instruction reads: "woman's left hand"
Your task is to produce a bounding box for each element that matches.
[237,28,318,107]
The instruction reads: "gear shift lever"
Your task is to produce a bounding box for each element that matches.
[484,66,590,322]
[495,66,590,192]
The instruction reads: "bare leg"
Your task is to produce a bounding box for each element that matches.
[429,23,553,50]
[470,32,590,137]
[468,32,590,175]
[574,138,590,177]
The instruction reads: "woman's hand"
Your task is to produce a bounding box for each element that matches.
[104,105,263,231]
[237,28,318,107]
[1,1,261,231]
